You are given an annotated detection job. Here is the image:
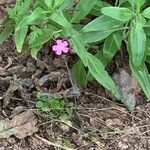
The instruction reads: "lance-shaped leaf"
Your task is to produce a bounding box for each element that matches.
[142,7,150,19]
[82,15,122,32]
[87,31,122,81]
[71,0,97,23]
[81,30,112,43]
[0,19,15,43]
[15,25,28,53]
[50,9,72,28]
[130,15,146,66]
[87,53,122,100]
[134,0,146,9]
[72,60,87,88]
[129,59,150,100]
[101,7,134,22]
[127,39,150,100]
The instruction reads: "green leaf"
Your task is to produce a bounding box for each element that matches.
[134,0,146,9]
[99,32,121,67]
[72,60,87,88]
[119,0,129,6]
[65,29,88,66]
[15,25,28,53]
[87,32,122,80]
[113,31,123,49]
[50,9,71,28]
[128,38,150,100]
[29,27,61,58]
[17,0,32,18]
[146,38,150,56]
[81,30,112,43]
[7,0,32,23]
[36,101,44,108]
[71,0,97,23]
[29,27,43,45]
[101,7,134,22]
[43,0,53,9]
[91,1,110,16]
[27,7,47,24]
[60,0,73,10]
[129,59,150,100]
[145,38,150,63]
[29,24,58,46]
[82,15,122,32]
[53,0,65,9]
[142,7,150,19]
[0,20,15,44]
[130,15,146,66]
[16,7,47,32]
[31,46,42,59]
[87,53,121,100]
[29,28,60,48]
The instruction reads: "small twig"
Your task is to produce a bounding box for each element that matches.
[37,119,78,131]
[105,124,150,149]
[35,134,76,150]
[113,106,142,121]
[11,97,35,104]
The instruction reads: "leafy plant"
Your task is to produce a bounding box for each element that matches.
[36,93,74,121]
[71,0,150,105]
[1,0,150,109]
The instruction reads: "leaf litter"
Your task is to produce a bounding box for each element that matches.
[0,110,38,139]
[113,68,140,111]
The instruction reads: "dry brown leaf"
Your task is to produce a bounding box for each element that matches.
[113,68,139,111]
[0,110,38,139]
[3,77,25,107]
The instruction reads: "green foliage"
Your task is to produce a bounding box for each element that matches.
[1,0,150,108]
[130,15,146,66]
[0,19,15,43]
[87,53,122,99]
[71,0,97,23]
[62,139,71,147]
[142,7,150,19]
[82,15,122,32]
[101,7,135,22]
[72,60,87,88]
[36,93,74,121]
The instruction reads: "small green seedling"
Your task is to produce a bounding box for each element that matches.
[36,92,74,121]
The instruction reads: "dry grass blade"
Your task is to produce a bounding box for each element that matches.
[35,134,77,150]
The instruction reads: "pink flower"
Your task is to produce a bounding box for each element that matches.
[52,39,69,55]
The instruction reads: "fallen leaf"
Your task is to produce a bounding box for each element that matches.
[41,85,81,99]
[0,110,38,139]
[3,77,25,107]
[113,68,139,111]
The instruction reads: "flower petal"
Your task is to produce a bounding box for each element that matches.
[56,39,63,45]
[55,49,62,55]
[62,47,69,53]
[62,41,68,47]
[52,45,58,52]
